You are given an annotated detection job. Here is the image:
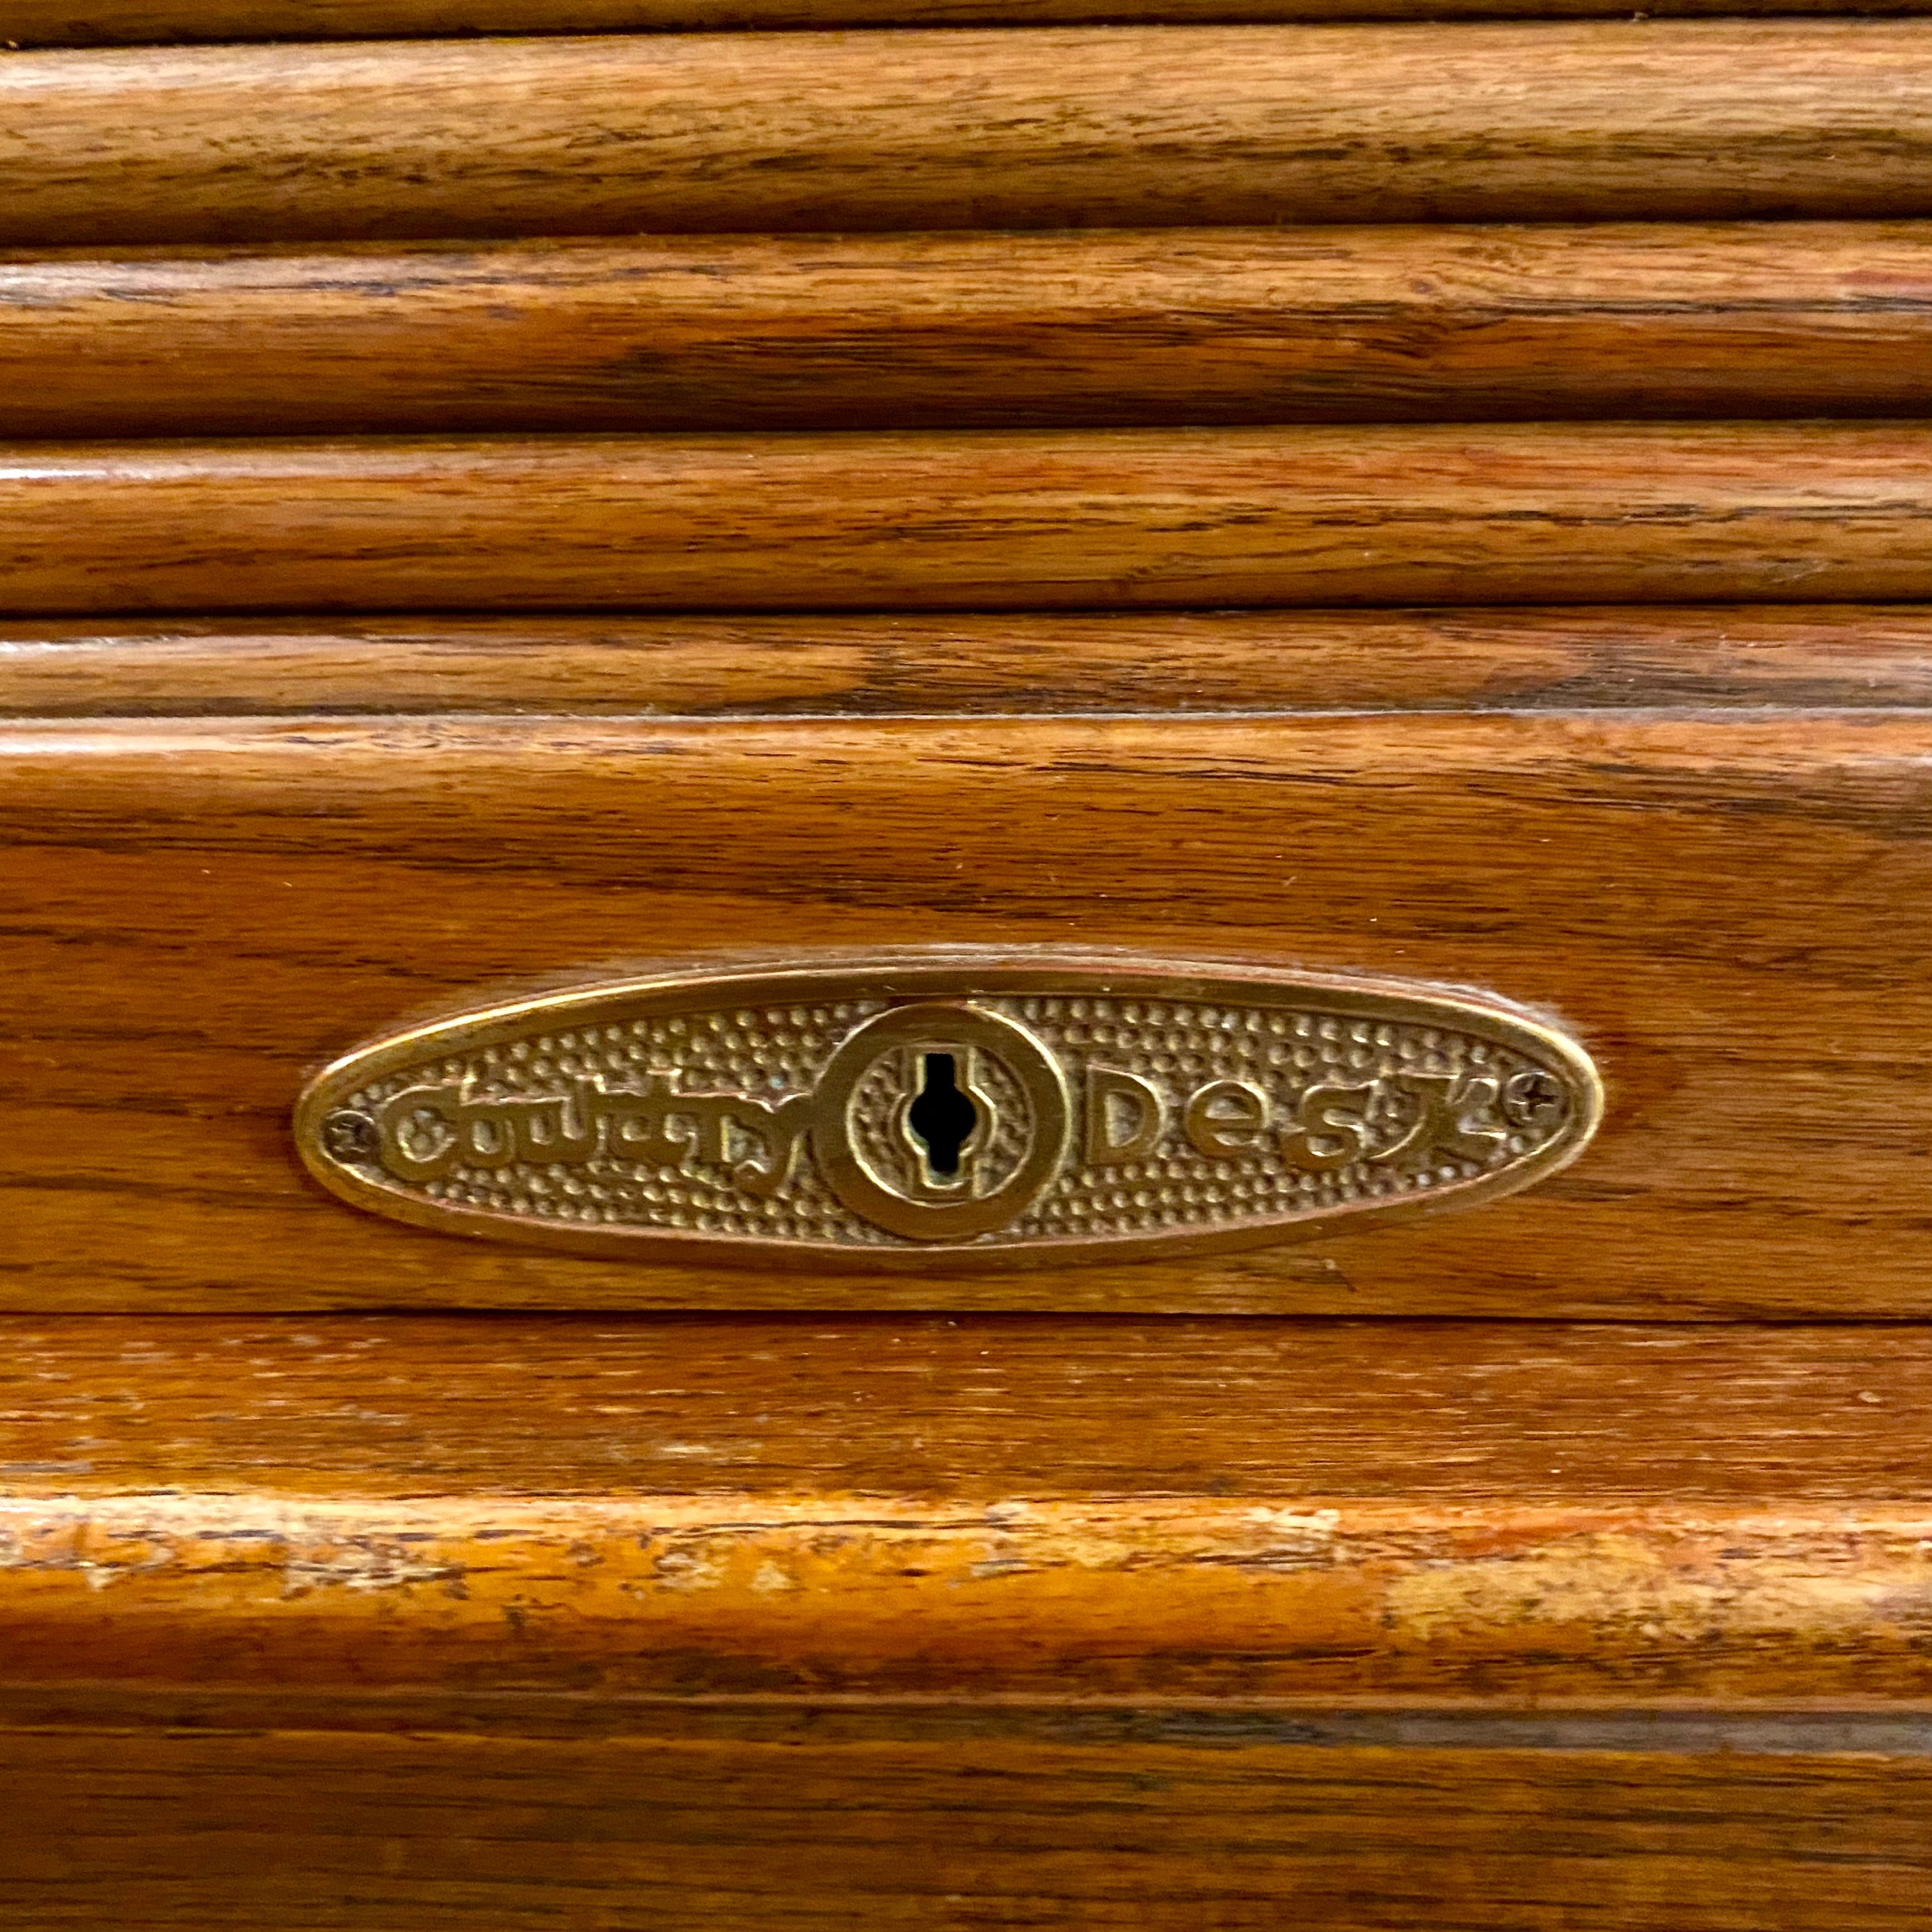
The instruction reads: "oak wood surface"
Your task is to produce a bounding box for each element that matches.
[5,1727,1927,1930]
[11,223,1932,435]
[3,1319,1927,1918]
[3,1315,1923,1502]
[0,1316,1929,1702]
[6,710,1932,1315]
[17,0,1932,42]
[5,23,1932,245]
[6,424,1932,613]
[13,607,1932,715]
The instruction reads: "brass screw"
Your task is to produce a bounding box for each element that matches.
[1503,1071,1565,1127]
[321,1110,379,1163]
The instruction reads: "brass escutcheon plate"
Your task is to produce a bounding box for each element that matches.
[295,956,1602,1270]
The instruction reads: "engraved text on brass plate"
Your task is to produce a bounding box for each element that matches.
[295,957,1602,1269]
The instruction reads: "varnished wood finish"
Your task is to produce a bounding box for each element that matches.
[0,1317,1927,1701]
[4,1321,1928,1919]
[5,24,1932,246]
[4,1317,1923,1503]
[6,424,1932,613]
[11,608,1932,716]
[17,0,1932,42]
[7,710,1932,1314]
[6,11,1931,1923]
[5,1728,1927,1930]
[10,223,1932,435]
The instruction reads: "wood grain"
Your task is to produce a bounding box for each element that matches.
[3,1315,1924,1503]
[8,1690,1931,1753]
[5,424,1932,613]
[5,1727,1928,1930]
[4,23,1931,245]
[0,1315,1929,1701]
[7,710,1932,1315]
[10,608,1932,717]
[10,223,1932,435]
[4,1318,1928,1917]
[17,0,1932,45]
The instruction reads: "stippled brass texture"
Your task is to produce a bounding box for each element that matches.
[295,956,1601,1271]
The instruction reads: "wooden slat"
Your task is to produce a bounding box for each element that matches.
[5,1727,1927,1930]
[15,0,1932,45]
[1,1497,1929,1697]
[0,1315,1927,1701]
[3,23,1930,245]
[6,710,1932,1315]
[4,424,1932,613]
[8,224,1932,436]
[8,608,1932,715]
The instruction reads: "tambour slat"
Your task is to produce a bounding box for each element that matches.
[13,0,1932,45]
[7,608,1932,715]
[7,224,1932,436]
[2,23,1929,245]
[1,424,1928,613]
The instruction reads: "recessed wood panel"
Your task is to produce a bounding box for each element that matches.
[3,23,1931,245]
[5,709,1932,1315]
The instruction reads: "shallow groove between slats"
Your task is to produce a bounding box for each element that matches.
[16,0,1932,46]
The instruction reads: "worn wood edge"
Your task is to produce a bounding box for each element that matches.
[14,0,1932,47]
[9,609,1932,715]
[9,423,1932,613]
[7,23,1932,245]
[0,1318,1926,1703]
[7,223,1932,437]
[2,1486,1929,1699]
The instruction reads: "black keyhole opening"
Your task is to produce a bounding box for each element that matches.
[908,1053,978,1177]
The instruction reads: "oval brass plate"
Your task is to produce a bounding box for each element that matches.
[296,956,1601,1271]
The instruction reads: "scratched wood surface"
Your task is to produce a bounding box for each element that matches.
[8,424,1932,613]
[3,1317,1928,1921]
[0,1315,1928,1700]
[6,709,1932,1315]
[9,223,1932,436]
[4,1727,1927,1931]
[4,1316,1923,1500]
[17,0,1932,41]
[5,23,1932,246]
[11,607,1932,716]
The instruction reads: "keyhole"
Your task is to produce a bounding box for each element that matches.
[907,1053,978,1177]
